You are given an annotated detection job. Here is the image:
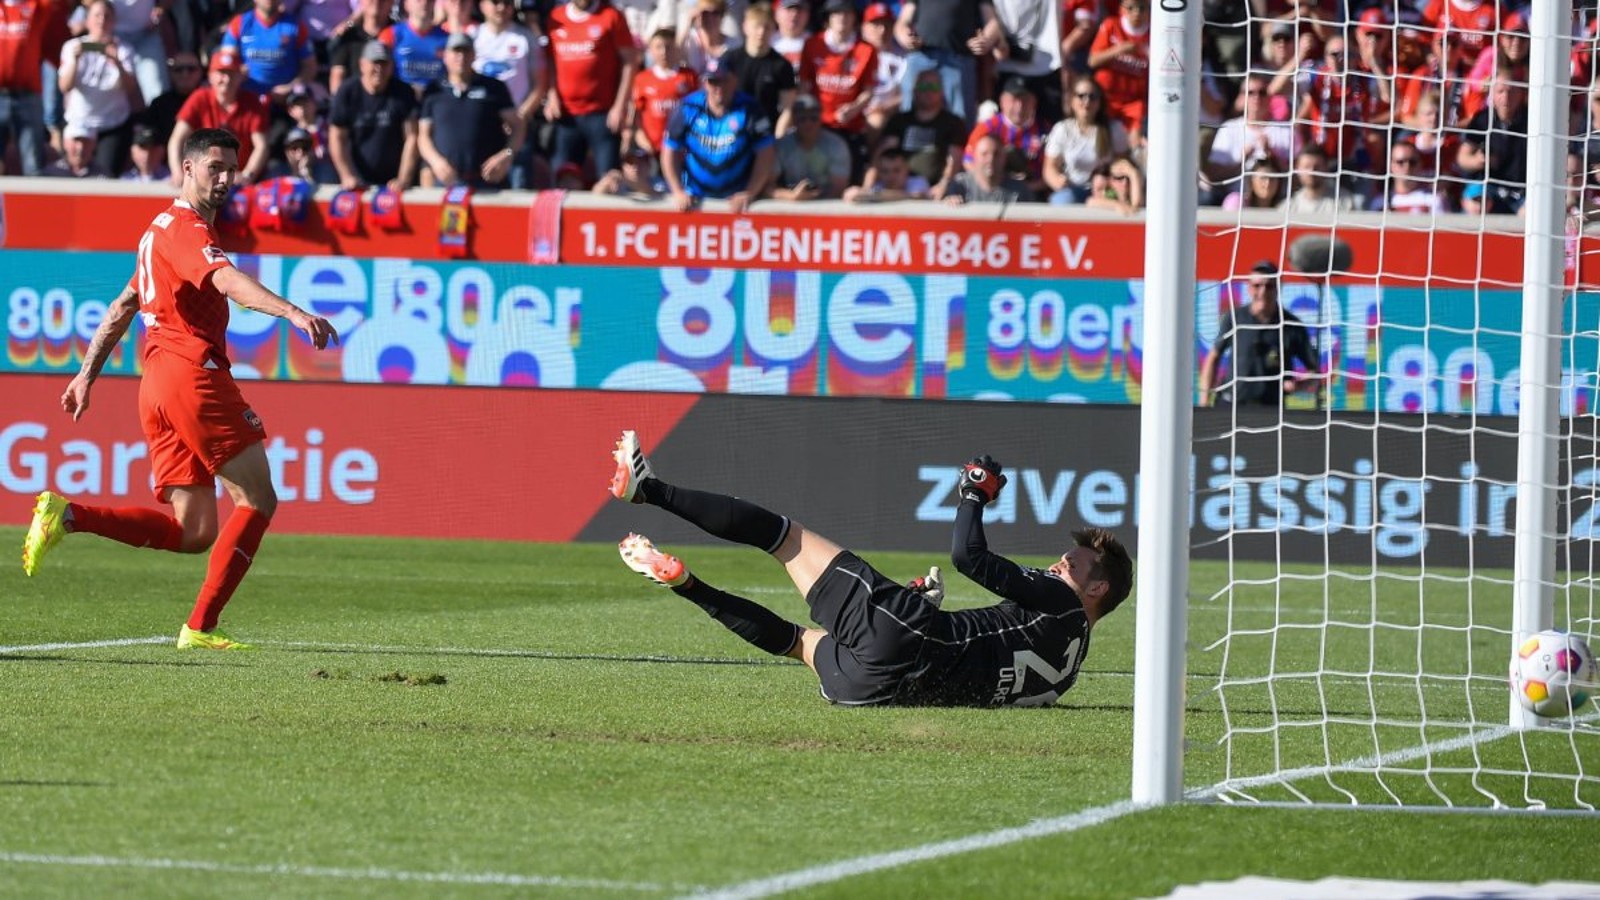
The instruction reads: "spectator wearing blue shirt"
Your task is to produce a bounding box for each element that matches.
[662,57,775,213]
[380,0,450,96]
[220,0,318,99]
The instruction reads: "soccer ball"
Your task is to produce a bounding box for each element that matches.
[1511,630,1598,718]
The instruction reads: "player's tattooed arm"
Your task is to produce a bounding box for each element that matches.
[78,279,140,383]
[61,278,138,421]
[212,265,340,349]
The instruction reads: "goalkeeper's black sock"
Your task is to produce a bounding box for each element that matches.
[639,479,791,554]
[673,577,801,656]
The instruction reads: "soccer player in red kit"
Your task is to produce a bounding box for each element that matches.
[21,127,339,651]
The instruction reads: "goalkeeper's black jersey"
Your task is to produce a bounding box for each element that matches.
[901,500,1092,707]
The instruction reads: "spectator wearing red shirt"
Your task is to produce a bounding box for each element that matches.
[1421,0,1500,77]
[1296,34,1384,183]
[167,49,271,186]
[1351,9,1399,110]
[629,28,699,153]
[0,0,71,175]
[1088,0,1149,143]
[1396,29,1463,129]
[799,0,877,153]
[545,0,638,179]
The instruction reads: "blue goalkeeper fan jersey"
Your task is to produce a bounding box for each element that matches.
[663,90,774,199]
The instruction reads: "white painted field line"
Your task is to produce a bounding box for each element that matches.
[1196,706,1600,802]
[691,701,1586,899]
[0,636,167,654]
[0,852,687,892]
[685,800,1146,900]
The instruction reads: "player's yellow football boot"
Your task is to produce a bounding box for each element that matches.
[618,533,688,587]
[176,625,256,651]
[21,491,68,577]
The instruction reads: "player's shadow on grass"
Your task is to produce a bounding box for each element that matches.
[270,645,796,667]
[0,780,111,788]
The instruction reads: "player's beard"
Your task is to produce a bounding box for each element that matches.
[192,183,229,217]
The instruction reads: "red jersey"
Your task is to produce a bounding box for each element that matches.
[1302,66,1385,167]
[1573,18,1599,87]
[1396,59,1471,128]
[176,87,269,168]
[546,2,634,116]
[136,201,235,368]
[965,114,1045,180]
[631,65,698,151]
[1062,0,1100,33]
[1420,0,1499,75]
[798,33,877,134]
[1090,15,1149,130]
[0,0,70,92]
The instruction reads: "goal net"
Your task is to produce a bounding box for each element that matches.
[1186,0,1600,809]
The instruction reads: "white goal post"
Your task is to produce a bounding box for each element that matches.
[1134,0,1599,808]
[1133,0,1202,806]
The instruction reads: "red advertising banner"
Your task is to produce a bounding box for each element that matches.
[0,185,1553,285]
[0,189,533,263]
[0,375,697,541]
[556,204,1535,283]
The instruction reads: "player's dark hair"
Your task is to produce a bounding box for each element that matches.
[182,127,241,162]
[650,27,677,44]
[1073,528,1133,614]
[877,148,909,165]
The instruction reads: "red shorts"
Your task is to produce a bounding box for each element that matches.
[138,347,267,501]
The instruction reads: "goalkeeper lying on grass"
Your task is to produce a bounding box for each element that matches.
[608,431,1133,707]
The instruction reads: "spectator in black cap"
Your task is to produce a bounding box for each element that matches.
[275,126,340,183]
[419,31,525,188]
[121,122,170,181]
[1199,260,1321,408]
[593,144,667,198]
[965,75,1045,196]
[284,82,325,150]
[330,39,420,192]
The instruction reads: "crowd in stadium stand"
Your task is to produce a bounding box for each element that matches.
[0,0,1581,214]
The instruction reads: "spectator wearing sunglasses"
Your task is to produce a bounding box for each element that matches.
[139,51,205,150]
[1370,139,1450,214]
[1043,74,1126,204]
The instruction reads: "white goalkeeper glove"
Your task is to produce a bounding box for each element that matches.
[907,565,945,609]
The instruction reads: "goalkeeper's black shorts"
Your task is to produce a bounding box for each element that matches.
[804,551,938,706]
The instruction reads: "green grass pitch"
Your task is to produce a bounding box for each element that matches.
[2,527,1596,899]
